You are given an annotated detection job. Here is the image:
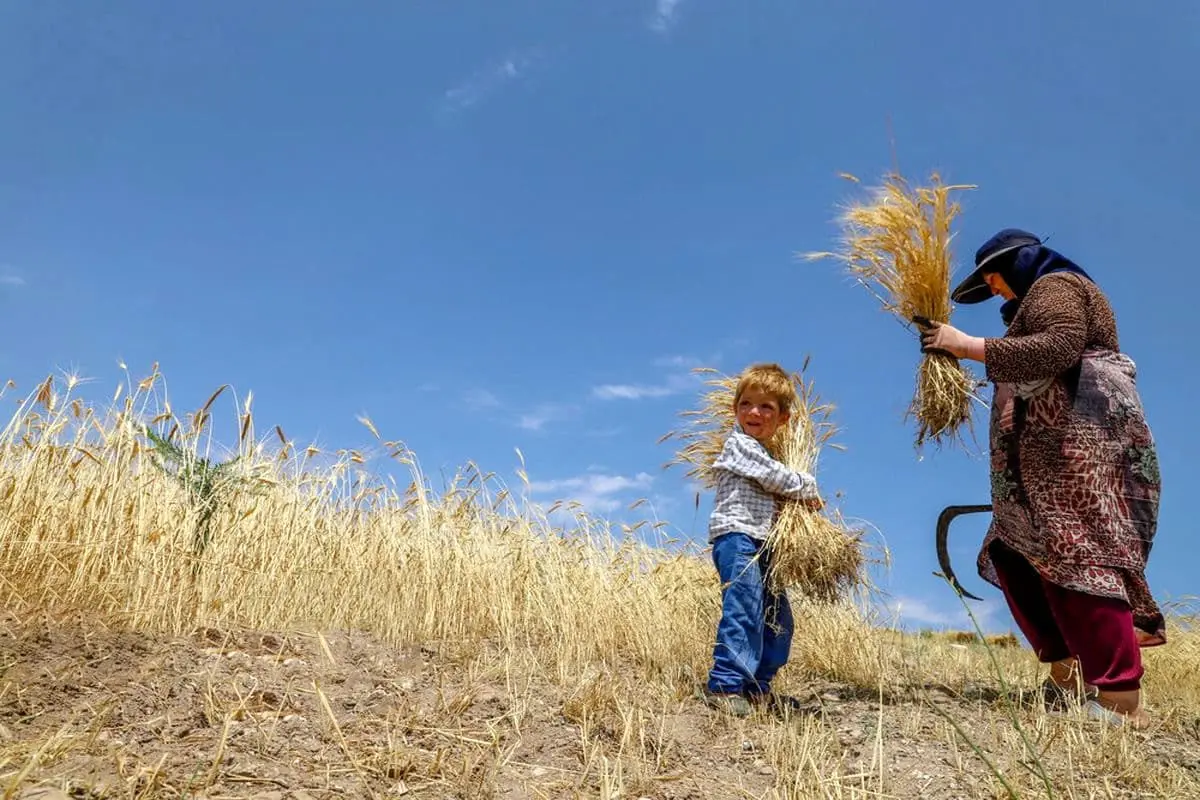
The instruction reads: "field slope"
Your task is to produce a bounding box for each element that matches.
[1,370,1197,799]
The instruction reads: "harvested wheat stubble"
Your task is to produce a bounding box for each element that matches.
[804,170,982,450]
[659,362,867,602]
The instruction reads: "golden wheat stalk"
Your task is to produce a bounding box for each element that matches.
[659,362,866,601]
[803,171,981,449]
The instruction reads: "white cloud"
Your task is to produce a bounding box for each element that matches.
[881,594,1002,633]
[517,403,574,432]
[652,354,703,369]
[440,49,539,115]
[463,389,501,410]
[0,274,26,287]
[649,0,685,33]
[592,383,676,400]
[528,471,655,515]
[592,371,699,401]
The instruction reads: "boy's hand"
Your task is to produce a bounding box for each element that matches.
[800,494,824,512]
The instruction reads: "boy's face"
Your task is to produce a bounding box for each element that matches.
[735,388,789,443]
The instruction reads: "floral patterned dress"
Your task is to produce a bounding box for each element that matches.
[975,273,1165,643]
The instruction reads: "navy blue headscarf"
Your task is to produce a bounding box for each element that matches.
[954,228,1095,326]
[998,242,1093,325]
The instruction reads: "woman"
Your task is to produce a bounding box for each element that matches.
[920,228,1164,729]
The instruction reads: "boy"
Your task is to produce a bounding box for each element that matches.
[703,362,823,718]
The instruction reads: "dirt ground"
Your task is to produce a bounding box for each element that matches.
[2,611,1199,800]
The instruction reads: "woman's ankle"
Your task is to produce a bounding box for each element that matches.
[1096,688,1142,715]
[1048,658,1089,692]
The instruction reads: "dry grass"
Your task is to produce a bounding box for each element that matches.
[0,364,744,690]
[658,362,871,602]
[0,364,1198,799]
[803,171,982,450]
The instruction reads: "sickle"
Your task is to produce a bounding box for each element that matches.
[934,504,993,601]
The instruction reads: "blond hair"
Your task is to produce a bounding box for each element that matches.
[733,362,797,417]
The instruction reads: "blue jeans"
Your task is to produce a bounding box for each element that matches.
[706,532,794,696]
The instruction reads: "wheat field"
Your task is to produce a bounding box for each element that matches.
[0,366,1197,799]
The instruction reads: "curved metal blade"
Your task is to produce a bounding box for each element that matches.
[934,504,993,601]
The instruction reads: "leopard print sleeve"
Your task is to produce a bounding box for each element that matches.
[983,274,1089,384]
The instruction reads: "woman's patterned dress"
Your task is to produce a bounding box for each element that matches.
[976,273,1165,643]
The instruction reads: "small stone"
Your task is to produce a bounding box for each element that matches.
[531,767,549,777]
[399,678,416,691]
[17,790,71,800]
[283,658,307,668]
[838,727,865,746]
[741,740,755,753]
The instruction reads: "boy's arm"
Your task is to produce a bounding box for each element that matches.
[713,433,819,500]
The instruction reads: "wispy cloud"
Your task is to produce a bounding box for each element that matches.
[592,370,699,401]
[440,49,540,115]
[649,0,685,33]
[592,383,676,401]
[517,403,575,432]
[463,389,501,410]
[0,274,26,287]
[881,594,1003,633]
[528,471,655,515]
[652,354,703,369]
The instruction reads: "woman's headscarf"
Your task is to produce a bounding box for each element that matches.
[952,228,1095,325]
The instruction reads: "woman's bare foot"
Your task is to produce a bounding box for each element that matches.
[1093,689,1152,730]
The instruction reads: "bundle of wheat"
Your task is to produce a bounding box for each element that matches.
[659,361,867,602]
[804,171,982,449]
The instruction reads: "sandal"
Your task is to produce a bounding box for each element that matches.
[1084,700,1152,731]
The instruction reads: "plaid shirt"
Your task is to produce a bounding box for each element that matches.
[708,426,819,543]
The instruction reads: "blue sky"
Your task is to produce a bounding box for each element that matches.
[2,1,1196,634]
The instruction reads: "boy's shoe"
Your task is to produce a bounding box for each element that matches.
[746,691,820,717]
[702,690,753,718]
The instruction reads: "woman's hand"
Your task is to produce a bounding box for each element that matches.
[918,320,986,362]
